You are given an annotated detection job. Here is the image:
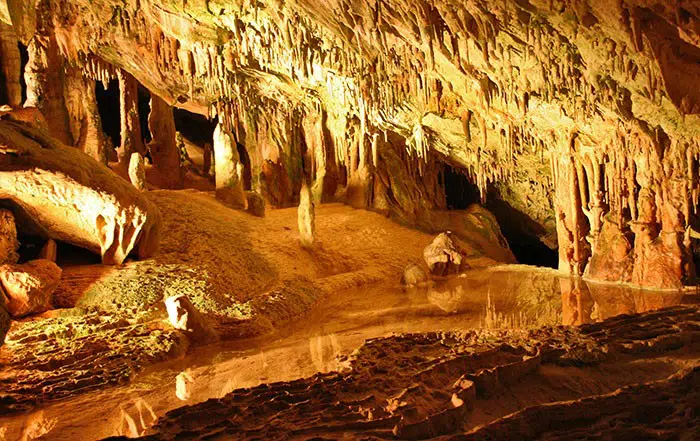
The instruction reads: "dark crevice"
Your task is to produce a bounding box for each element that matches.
[443,164,480,210]
[138,85,152,146]
[173,108,216,145]
[18,42,27,105]
[95,79,120,147]
[485,191,558,268]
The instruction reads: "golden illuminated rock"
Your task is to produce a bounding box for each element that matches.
[0,259,61,317]
[0,120,161,265]
[423,232,469,276]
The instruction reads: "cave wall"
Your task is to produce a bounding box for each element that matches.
[0,0,699,287]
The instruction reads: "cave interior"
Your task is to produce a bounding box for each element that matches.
[0,0,699,439]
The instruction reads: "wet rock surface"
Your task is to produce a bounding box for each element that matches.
[104,305,700,441]
[0,311,189,414]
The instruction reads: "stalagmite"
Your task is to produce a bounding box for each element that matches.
[213,121,245,208]
[148,95,183,189]
[129,152,146,191]
[298,180,315,247]
[117,70,146,164]
[0,22,22,107]
[64,68,108,164]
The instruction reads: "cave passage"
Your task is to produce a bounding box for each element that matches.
[443,164,480,210]
[174,108,216,145]
[95,79,120,147]
[485,194,558,269]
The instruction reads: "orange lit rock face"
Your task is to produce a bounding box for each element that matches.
[0,208,19,265]
[0,259,61,317]
[0,121,161,264]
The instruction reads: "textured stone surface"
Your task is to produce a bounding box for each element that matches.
[0,259,61,317]
[424,232,469,276]
[0,208,18,264]
[103,305,700,441]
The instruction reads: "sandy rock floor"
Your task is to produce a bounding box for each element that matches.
[0,191,510,413]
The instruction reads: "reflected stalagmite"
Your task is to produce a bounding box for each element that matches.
[1,0,700,439]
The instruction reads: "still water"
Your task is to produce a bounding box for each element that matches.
[0,265,696,440]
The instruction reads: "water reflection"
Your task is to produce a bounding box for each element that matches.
[422,267,695,328]
[0,266,696,441]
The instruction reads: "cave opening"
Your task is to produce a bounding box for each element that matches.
[174,107,217,173]
[173,108,216,145]
[443,164,480,210]
[484,189,558,269]
[95,79,120,148]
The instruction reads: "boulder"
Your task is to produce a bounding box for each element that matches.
[128,152,147,191]
[245,191,266,217]
[165,294,214,341]
[423,232,469,276]
[0,120,161,264]
[0,208,19,264]
[401,263,429,287]
[0,259,62,317]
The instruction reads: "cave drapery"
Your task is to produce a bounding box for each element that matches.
[0,0,699,288]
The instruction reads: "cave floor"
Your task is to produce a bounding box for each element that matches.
[0,265,698,440]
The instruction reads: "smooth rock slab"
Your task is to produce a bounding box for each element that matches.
[0,259,62,317]
[0,120,161,264]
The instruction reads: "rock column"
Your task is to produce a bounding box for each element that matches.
[117,69,145,164]
[64,67,108,163]
[298,180,315,247]
[213,121,245,208]
[148,95,183,189]
[0,22,22,107]
[24,33,72,145]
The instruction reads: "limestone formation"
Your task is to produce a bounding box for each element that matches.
[38,238,56,261]
[128,152,146,191]
[213,122,245,208]
[245,191,265,217]
[0,120,161,264]
[117,69,145,164]
[0,21,21,107]
[298,182,315,247]
[0,259,61,317]
[0,208,18,264]
[401,262,429,287]
[148,95,182,189]
[165,294,214,341]
[64,67,108,163]
[423,232,469,276]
